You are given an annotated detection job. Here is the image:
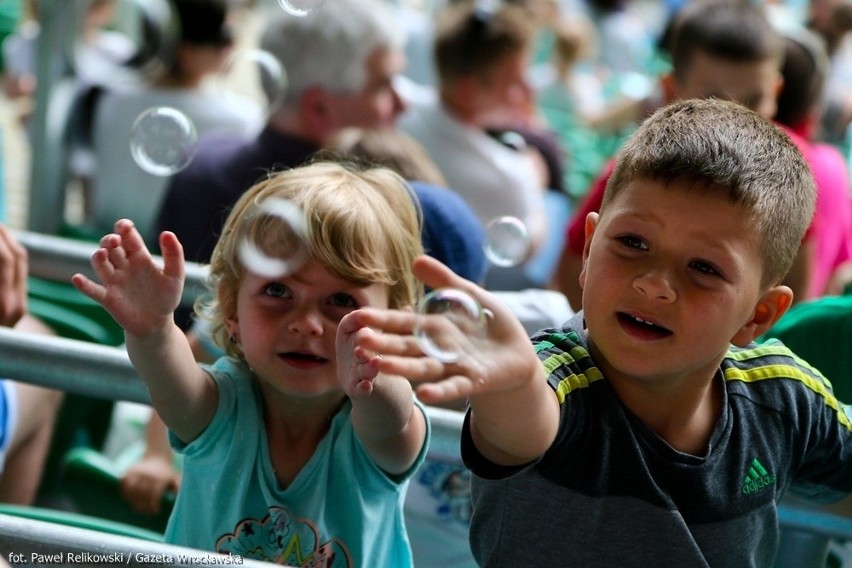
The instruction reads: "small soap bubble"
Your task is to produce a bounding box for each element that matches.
[484,216,530,267]
[129,106,198,176]
[414,288,486,363]
[212,48,288,117]
[277,0,326,16]
[237,197,309,279]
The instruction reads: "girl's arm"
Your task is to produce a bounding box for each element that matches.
[337,314,427,475]
[71,220,217,443]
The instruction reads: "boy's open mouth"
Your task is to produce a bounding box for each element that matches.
[616,312,673,339]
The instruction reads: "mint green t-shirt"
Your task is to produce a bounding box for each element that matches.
[165,357,430,567]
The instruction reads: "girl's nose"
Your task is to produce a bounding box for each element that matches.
[288,307,324,335]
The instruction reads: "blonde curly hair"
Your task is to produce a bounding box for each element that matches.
[198,161,424,360]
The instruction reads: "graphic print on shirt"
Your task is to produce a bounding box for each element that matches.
[215,506,352,567]
[742,458,776,494]
[415,460,472,525]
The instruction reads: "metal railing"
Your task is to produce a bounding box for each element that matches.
[14,229,209,309]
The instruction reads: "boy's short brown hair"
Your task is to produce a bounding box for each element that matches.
[668,0,783,80]
[433,1,536,86]
[602,98,815,287]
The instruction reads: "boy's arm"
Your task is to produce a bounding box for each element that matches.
[336,313,428,476]
[71,220,217,443]
[348,255,561,466]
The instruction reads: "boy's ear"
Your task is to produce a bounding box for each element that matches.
[660,72,678,105]
[578,212,600,289]
[730,285,794,347]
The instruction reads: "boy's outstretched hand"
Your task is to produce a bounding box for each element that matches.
[350,255,545,406]
[71,219,185,337]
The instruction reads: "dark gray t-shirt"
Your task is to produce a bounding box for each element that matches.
[462,313,852,567]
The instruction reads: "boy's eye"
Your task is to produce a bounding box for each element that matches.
[617,235,648,250]
[263,282,290,298]
[689,260,721,278]
[328,293,358,309]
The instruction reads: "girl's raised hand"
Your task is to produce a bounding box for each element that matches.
[71,219,185,337]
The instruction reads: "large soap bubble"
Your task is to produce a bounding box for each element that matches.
[129,106,198,176]
[414,288,487,363]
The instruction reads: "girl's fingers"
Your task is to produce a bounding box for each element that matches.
[90,248,116,281]
[105,243,129,268]
[158,231,185,281]
[71,273,106,304]
[115,219,147,255]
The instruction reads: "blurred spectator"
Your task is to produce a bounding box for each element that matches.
[86,0,263,244]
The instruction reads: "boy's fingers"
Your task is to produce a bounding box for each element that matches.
[415,376,475,405]
[348,308,418,335]
[374,353,445,380]
[412,255,469,292]
[356,328,424,358]
[412,255,511,322]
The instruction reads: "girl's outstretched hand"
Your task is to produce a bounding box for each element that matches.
[71,219,185,337]
[349,255,543,406]
[336,313,384,399]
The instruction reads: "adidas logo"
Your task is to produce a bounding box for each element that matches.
[742,458,776,494]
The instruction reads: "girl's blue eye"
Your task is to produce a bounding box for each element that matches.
[329,293,358,308]
[264,282,290,298]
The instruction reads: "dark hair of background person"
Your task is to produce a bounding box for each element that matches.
[774,29,828,131]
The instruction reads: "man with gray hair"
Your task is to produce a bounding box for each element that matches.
[156,0,407,285]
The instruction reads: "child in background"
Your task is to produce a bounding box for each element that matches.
[72,162,429,567]
[348,99,852,566]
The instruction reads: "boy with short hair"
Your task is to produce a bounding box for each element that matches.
[352,98,850,566]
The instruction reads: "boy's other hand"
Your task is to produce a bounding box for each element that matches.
[349,255,542,405]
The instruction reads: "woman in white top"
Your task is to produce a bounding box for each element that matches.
[87,0,262,244]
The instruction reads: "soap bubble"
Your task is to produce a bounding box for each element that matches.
[414,288,486,363]
[212,48,288,117]
[237,197,309,279]
[278,0,326,16]
[484,216,530,267]
[129,106,198,176]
